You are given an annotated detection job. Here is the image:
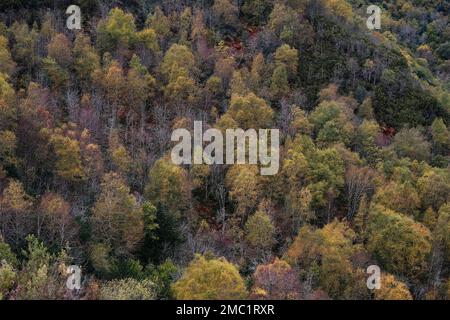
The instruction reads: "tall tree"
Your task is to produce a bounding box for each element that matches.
[222,93,274,129]
[37,193,78,251]
[250,258,301,299]
[0,36,15,75]
[0,180,33,249]
[172,255,247,300]
[144,158,191,215]
[90,172,144,273]
[367,205,432,283]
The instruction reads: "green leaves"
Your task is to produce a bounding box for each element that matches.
[366,205,432,281]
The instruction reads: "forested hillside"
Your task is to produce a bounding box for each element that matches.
[0,0,449,300]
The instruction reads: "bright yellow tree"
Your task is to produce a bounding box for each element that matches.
[172,255,247,300]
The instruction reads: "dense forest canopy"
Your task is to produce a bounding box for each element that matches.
[0,0,449,300]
